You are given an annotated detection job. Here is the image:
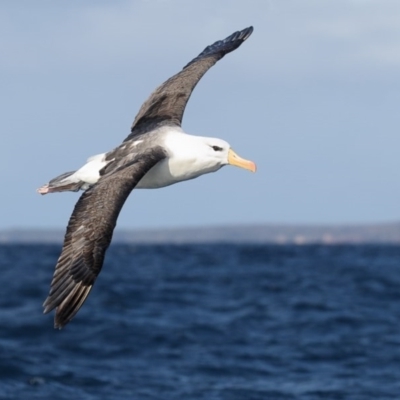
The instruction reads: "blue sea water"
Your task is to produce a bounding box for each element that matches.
[1,244,400,399]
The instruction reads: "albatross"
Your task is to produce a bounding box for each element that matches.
[39,26,256,329]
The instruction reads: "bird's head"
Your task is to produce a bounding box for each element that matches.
[201,137,256,173]
[164,132,256,181]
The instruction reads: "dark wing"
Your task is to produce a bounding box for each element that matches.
[124,26,253,141]
[43,147,166,329]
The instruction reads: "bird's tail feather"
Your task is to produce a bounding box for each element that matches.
[37,171,85,195]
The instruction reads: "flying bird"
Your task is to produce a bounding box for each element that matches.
[39,26,256,329]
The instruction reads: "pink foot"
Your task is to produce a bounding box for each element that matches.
[37,185,49,195]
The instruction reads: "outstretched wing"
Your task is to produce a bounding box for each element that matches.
[43,147,166,329]
[124,26,253,141]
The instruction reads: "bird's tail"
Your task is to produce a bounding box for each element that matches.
[37,171,85,195]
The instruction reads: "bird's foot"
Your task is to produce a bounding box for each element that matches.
[37,184,49,195]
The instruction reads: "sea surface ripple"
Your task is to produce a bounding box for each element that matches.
[1,244,400,399]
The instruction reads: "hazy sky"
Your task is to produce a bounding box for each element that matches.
[1,0,400,229]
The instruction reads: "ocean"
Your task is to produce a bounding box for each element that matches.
[1,244,400,399]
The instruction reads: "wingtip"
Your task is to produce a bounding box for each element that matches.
[42,300,65,329]
[54,320,65,330]
[228,26,254,43]
[42,297,53,314]
[242,26,254,40]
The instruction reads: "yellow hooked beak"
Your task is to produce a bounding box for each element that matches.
[228,149,256,172]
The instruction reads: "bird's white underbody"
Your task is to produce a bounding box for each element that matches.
[39,127,255,193]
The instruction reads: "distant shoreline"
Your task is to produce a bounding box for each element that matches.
[1,222,400,244]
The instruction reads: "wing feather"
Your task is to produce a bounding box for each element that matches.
[124,26,253,140]
[43,147,166,328]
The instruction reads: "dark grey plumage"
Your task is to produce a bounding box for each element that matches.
[125,26,253,139]
[43,148,166,328]
[43,26,254,328]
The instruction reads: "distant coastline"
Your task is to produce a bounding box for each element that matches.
[1,222,400,244]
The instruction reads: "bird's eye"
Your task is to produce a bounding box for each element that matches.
[212,145,223,152]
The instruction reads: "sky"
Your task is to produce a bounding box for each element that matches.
[1,0,400,229]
